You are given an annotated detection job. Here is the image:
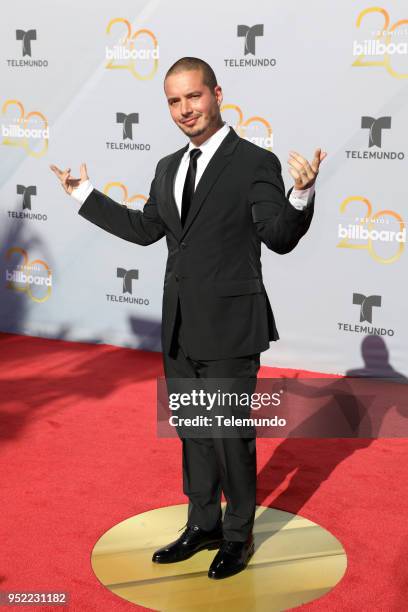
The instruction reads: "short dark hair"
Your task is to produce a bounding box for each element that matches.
[164,57,218,92]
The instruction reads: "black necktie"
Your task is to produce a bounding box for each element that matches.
[181,148,202,227]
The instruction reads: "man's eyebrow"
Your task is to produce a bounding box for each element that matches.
[167,91,202,103]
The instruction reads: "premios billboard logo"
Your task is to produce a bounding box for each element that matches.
[337,196,405,264]
[221,104,272,150]
[1,99,49,158]
[352,7,408,79]
[105,18,159,80]
[103,183,147,209]
[5,247,52,303]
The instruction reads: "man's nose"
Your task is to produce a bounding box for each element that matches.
[180,99,192,116]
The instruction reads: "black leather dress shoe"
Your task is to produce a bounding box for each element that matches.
[207,533,255,579]
[152,522,223,564]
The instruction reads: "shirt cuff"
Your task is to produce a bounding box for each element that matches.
[288,183,315,210]
[71,179,94,204]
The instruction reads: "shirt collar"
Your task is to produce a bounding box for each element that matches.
[186,122,230,156]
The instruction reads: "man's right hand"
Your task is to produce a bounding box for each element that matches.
[49,162,89,196]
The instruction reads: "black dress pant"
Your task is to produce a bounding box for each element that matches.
[162,298,260,542]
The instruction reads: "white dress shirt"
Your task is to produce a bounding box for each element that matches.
[71,122,315,210]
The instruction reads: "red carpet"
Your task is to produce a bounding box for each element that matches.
[0,331,407,611]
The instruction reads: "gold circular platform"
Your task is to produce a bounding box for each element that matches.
[91,503,347,611]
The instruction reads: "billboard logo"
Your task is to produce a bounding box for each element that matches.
[337,196,405,264]
[105,18,159,80]
[5,246,52,303]
[352,7,408,79]
[1,99,49,157]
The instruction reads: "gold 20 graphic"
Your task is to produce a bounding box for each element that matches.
[5,247,52,302]
[221,104,273,150]
[352,7,408,79]
[103,182,147,208]
[1,99,49,158]
[105,18,159,80]
[337,196,405,264]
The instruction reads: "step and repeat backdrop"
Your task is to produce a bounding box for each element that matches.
[1,1,407,375]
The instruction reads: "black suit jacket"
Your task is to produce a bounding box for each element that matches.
[78,126,315,359]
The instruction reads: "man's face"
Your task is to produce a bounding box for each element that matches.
[164,69,223,140]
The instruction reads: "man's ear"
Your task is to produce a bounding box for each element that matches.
[213,84,222,104]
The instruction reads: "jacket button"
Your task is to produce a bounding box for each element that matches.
[180,241,187,249]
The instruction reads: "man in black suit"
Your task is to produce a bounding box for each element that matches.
[50,57,326,580]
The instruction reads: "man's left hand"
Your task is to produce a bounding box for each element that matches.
[288,148,327,190]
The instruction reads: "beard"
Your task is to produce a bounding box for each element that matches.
[178,119,207,138]
[180,125,207,138]
[177,109,222,141]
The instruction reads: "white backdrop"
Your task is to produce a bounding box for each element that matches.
[1,0,407,376]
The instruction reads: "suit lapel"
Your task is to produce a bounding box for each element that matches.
[161,144,188,238]
[181,126,240,237]
[160,126,240,239]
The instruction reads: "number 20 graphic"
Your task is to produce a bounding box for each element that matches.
[353,7,408,79]
[105,18,159,80]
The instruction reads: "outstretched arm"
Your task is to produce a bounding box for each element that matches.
[250,148,326,254]
[77,179,165,246]
[50,162,165,246]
